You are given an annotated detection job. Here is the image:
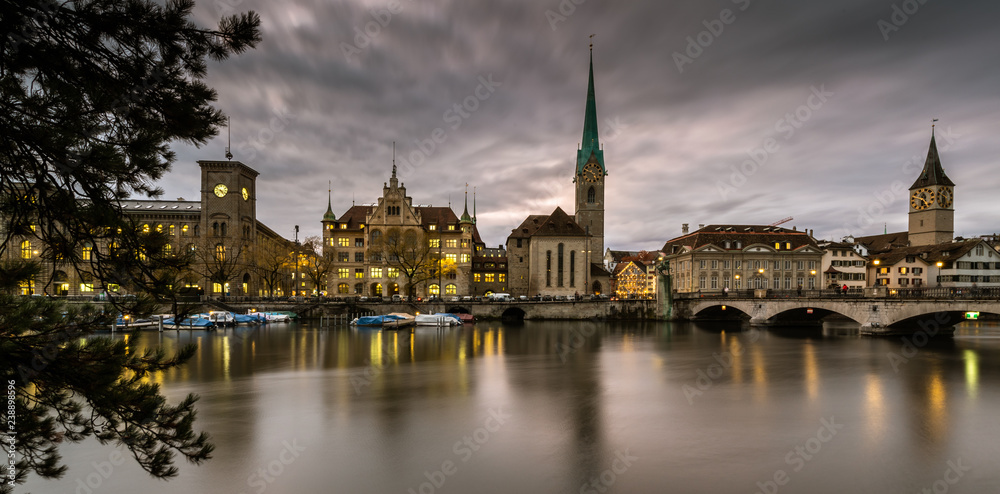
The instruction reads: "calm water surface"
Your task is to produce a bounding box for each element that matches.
[26,320,1000,493]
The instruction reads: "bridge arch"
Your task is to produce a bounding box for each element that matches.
[447,306,471,314]
[692,303,751,321]
[501,307,526,323]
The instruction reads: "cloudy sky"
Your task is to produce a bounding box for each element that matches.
[162,0,1000,250]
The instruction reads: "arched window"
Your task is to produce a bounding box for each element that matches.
[215,243,226,262]
[220,222,227,237]
[557,243,564,287]
[372,283,383,296]
[212,222,219,236]
[428,284,440,296]
[546,250,552,287]
[354,283,364,294]
[338,283,349,294]
[193,224,200,236]
[587,186,596,204]
[445,284,457,295]
[570,250,576,287]
[370,229,382,242]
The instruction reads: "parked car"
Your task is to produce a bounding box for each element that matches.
[518,295,529,301]
[542,295,553,301]
[461,295,473,301]
[450,296,461,302]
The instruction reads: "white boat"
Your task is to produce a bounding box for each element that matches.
[414,313,462,326]
[262,312,291,322]
[206,311,236,326]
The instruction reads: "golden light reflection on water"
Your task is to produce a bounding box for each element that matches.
[730,337,743,385]
[964,349,979,399]
[925,370,948,443]
[222,336,230,381]
[803,343,818,401]
[752,347,767,402]
[865,374,886,441]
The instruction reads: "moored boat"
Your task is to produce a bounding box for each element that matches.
[414,313,462,326]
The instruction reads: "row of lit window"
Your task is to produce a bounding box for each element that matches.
[473,273,506,283]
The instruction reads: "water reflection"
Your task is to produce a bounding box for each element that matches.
[25,320,1000,494]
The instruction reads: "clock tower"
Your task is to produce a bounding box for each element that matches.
[199,159,259,250]
[574,45,607,258]
[907,131,954,246]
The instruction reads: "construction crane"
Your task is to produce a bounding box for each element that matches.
[769,216,793,227]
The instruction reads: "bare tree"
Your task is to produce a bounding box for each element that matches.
[369,227,455,297]
[301,236,336,296]
[248,238,292,297]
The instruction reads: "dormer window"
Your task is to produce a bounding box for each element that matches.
[429,224,437,231]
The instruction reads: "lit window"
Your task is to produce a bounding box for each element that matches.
[445,239,458,248]
[142,224,150,233]
[429,239,440,248]
[448,225,455,231]
[169,225,175,236]
[338,283,349,294]
[499,274,506,282]
[79,283,94,293]
[429,224,437,231]
[370,267,383,278]
[460,254,470,263]
[473,273,481,282]
[82,244,92,261]
[182,224,189,235]
[485,273,495,282]
[338,268,349,278]
[446,253,457,262]
[445,284,457,295]
[355,268,364,279]
[338,237,350,247]
[340,224,347,229]
[21,240,31,259]
[215,244,226,262]
[428,284,440,295]
[156,224,163,233]
[388,268,399,278]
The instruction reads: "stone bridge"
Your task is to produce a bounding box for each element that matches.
[671,291,1000,335]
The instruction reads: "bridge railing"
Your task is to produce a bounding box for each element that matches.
[673,287,1000,301]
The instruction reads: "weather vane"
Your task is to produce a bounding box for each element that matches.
[589,33,595,50]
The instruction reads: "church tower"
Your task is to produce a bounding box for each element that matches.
[907,129,955,246]
[574,44,607,259]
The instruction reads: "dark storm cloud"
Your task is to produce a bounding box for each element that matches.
[162,0,1000,248]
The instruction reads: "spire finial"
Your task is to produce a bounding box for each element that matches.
[589,33,595,51]
[392,141,397,178]
[473,185,477,223]
[932,118,938,135]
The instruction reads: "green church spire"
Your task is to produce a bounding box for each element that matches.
[577,42,605,174]
[323,182,336,222]
[460,183,473,224]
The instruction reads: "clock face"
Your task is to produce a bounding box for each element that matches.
[241,187,249,201]
[582,163,602,183]
[910,188,935,210]
[213,183,228,198]
[937,188,953,209]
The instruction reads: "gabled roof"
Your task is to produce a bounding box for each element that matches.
[336,205,371,230]
[661,224,817,253]
[872,239,988,266]
[532,207,587,237]
[855,231,909,254]
[909,134,955,189]
[418,206,460,230]
[509,214,550,239]
[591,262,611,277]
[607,250,640,262]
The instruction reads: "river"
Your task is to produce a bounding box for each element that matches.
[25,320,1000,493]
